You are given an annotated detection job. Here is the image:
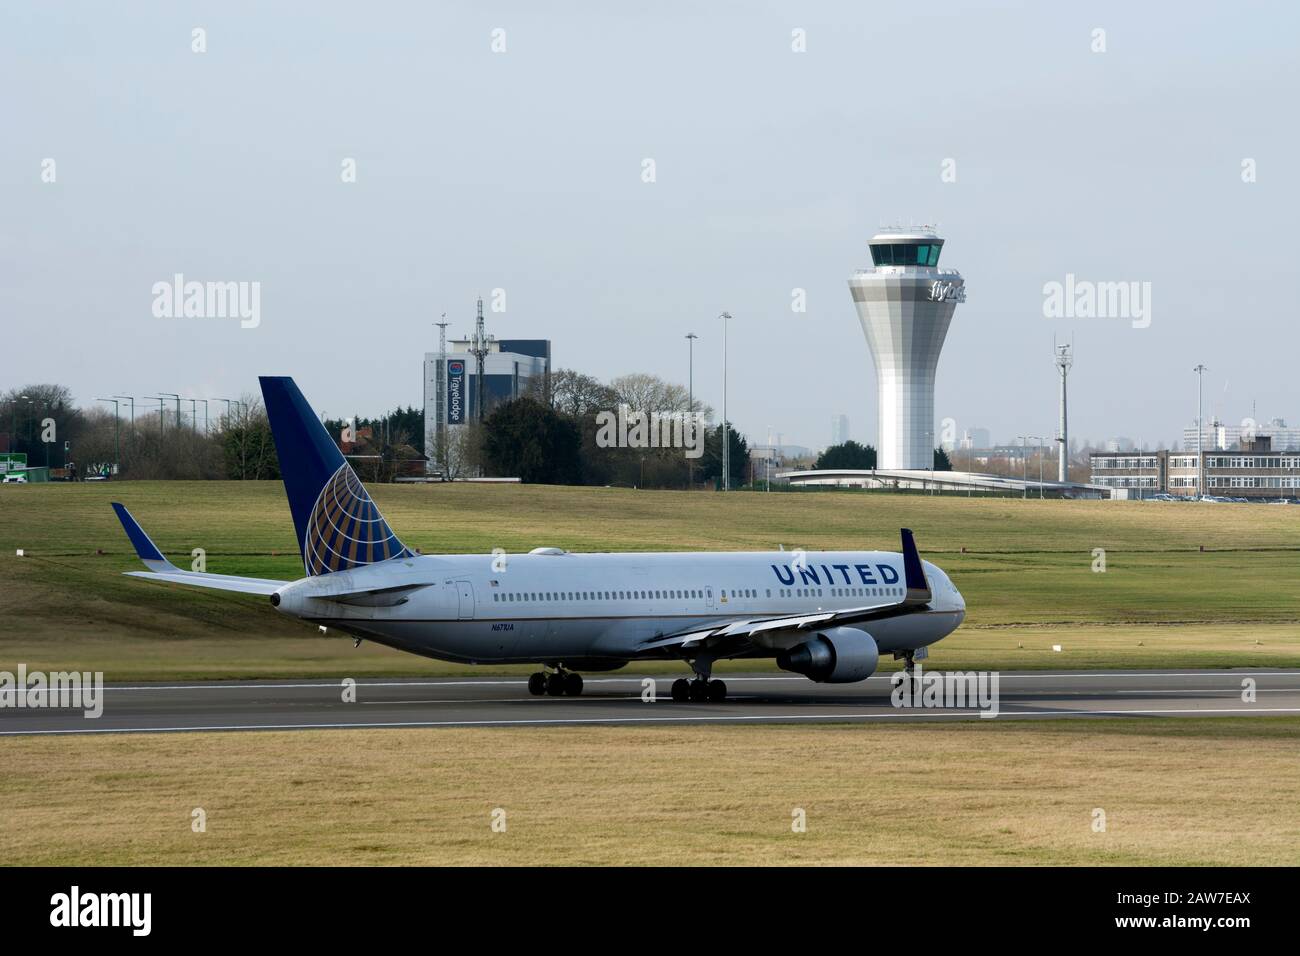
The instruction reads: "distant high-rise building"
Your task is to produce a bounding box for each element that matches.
[1183,418,1300,452]
[831,414,850,446]
[959,426,991,450]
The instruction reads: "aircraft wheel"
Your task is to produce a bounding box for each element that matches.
[671,678,691,702]
[546,673,567,696]
[564,672,584,696]
[707,679,727,703]
[689,679,708,703]
[527,672,547,696]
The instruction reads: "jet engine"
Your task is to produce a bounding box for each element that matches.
[775,627,879,683]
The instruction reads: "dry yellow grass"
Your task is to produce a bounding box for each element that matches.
[3,719,1297,866]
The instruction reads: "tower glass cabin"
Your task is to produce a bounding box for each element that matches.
[847,230,965,471]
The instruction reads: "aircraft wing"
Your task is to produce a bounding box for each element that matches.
[636,598,923,654]
[112,502,289,596]
[637,528,932,657]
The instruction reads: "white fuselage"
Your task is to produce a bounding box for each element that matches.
[272,549,966,667]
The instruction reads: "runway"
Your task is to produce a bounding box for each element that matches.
[2,669,1300,735]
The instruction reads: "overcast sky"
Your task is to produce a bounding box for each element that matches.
[3,1,1296,451]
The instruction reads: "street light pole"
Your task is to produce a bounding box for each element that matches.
[967,436,973,496]
[719,312,732,491]
[1017,435,1028,498]
[686,333,697,414]
[11,395,27,457]
[218,399,247,429]
[1193,364,1207,500]
[113,396,135,464]
[40,399,49,469]
[1029,436,1044,498]
[686,332,697,488]
[157,392,180,431]
[1138,440,1144,501]
[925,429,934,495]
[95,398,121,473]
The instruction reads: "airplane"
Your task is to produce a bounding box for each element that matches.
[111,376,966,702]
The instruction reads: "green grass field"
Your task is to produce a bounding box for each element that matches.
[1,480,1299,678]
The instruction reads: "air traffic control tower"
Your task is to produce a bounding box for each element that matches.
[847,228,965,470]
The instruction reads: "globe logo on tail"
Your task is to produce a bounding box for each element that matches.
[304,464,411,576]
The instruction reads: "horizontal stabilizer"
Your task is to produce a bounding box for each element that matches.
[113,502,289,596]
[124,570,285,596]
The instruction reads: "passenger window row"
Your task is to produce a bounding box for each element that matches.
[489,585,901,604]
[777,586,901,599]
[493,589,710,603]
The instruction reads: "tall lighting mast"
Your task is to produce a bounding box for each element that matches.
[435,316,449,472]
[1054,339,1073,483]
[1194,364,1208,499]
[719,312,732,491]
[686,332,698,487]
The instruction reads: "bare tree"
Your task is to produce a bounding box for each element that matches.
[442,423,484,480]
[532,369,619,418]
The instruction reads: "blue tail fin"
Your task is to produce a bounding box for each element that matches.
[259,376,412,576]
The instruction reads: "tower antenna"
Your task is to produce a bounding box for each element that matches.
[469,297,489,427]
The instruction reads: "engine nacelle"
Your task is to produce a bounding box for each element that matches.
[776,627,879,683]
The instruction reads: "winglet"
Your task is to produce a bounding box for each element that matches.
[111,502,179,572]
[900,528,931,605]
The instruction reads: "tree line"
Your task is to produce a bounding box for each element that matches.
[437,370,750,488]
[1,385,278,479]
[813,440,952,471]
[4,377,956,486]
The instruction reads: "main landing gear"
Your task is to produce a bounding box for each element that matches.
[669,658,727,703]
[527,668,583,697]
[669,677,727,703]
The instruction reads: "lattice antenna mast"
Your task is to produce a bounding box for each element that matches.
[469,297,490,425]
